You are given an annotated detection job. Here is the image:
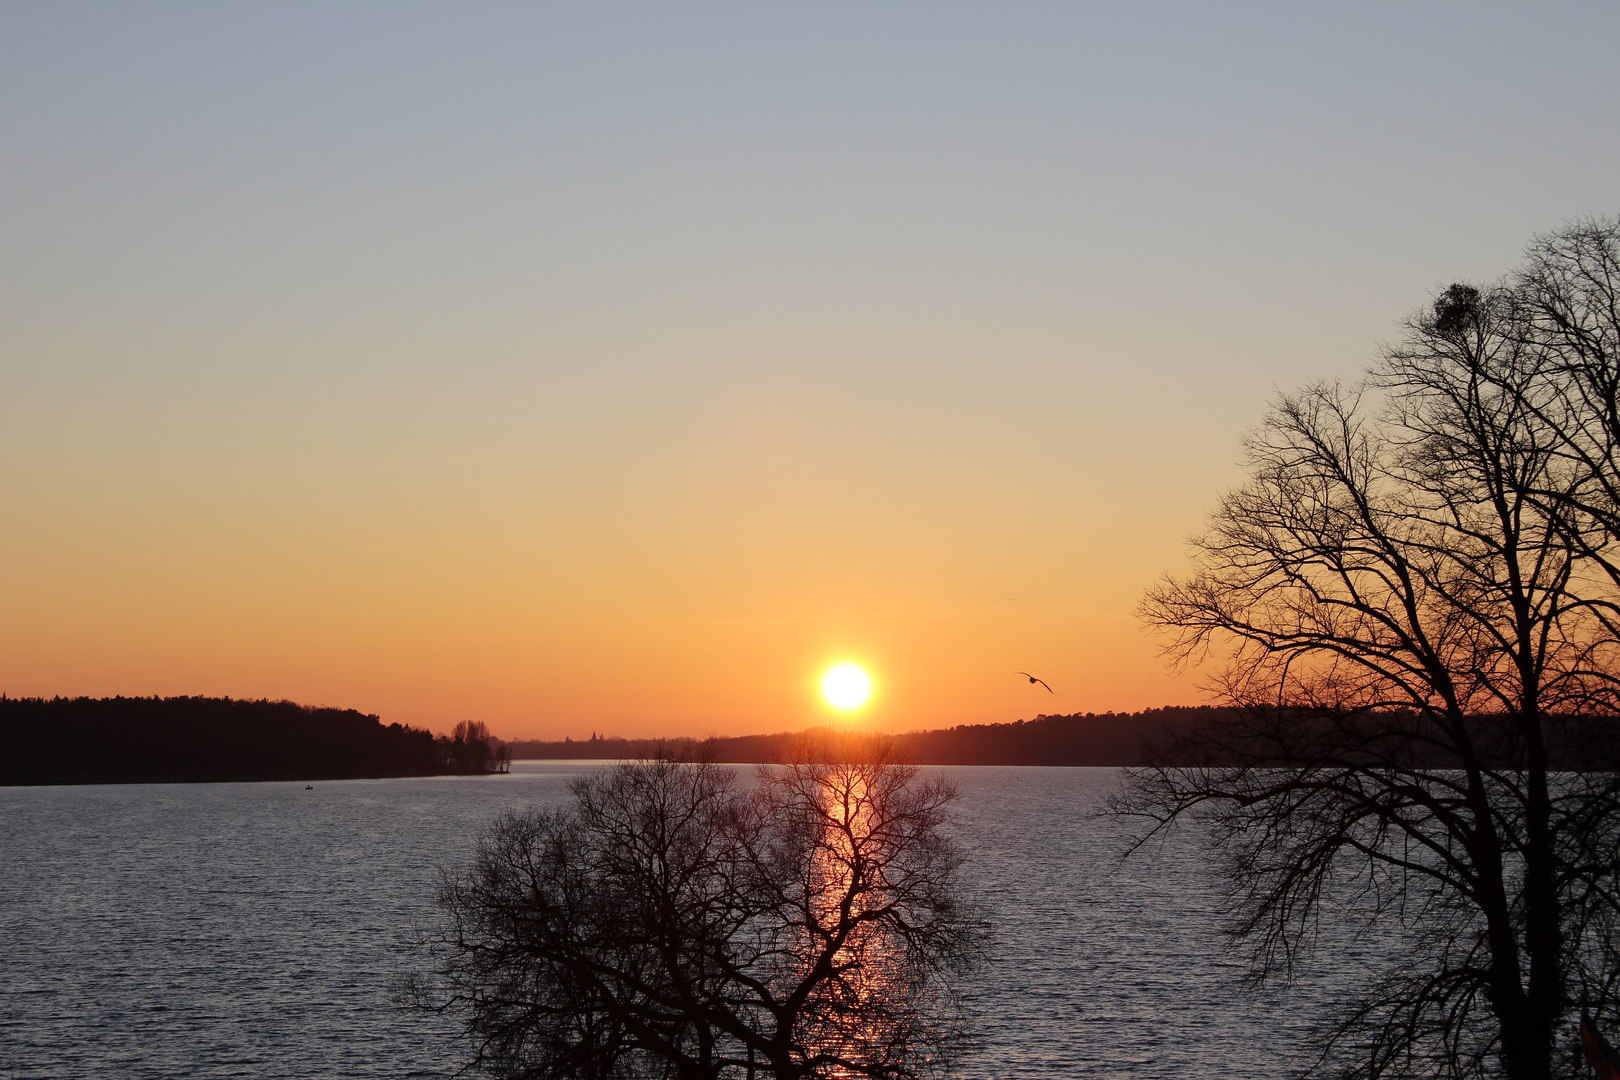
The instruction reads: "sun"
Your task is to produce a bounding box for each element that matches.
[821,663,872,711]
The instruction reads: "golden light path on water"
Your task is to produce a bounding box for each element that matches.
[804,763,906,1078]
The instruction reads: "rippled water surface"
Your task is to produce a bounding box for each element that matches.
[2,765,1376,1078]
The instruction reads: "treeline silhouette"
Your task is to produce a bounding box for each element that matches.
[502,708,1232,765]
[0,696,509,785]
[504,707,1617,768]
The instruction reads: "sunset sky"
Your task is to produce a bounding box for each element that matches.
[4,3,1618,739]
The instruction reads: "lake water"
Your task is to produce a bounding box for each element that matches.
[1,764,1376,1078]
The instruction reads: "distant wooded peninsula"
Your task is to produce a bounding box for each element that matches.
[504,707,1230,766]
[0,696,508,786]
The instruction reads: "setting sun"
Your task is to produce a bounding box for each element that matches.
[820,664,872,711]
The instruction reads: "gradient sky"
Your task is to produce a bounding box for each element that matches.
[4,2,1618,739]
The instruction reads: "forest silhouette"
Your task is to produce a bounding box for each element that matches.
[0,695,507,785]
[502,707,1231,766]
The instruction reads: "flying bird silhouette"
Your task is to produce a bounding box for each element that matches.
[1015,672,1053,693]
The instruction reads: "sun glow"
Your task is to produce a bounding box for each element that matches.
[821,664,872,711]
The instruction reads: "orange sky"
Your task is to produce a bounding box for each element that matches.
[3,342,1223,737]
[4,5,1616,739]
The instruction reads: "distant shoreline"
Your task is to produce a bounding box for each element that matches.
[508,758,1135,768]
[0,695,507,786]
[1,700,1224,785]
[14,699,1605,784]
[501,707,1230,768]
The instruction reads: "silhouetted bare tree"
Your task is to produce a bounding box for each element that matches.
[1119,218,1620,1080]
[409,740,983,1080]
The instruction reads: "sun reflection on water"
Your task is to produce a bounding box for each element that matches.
[798,765,912,1079]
